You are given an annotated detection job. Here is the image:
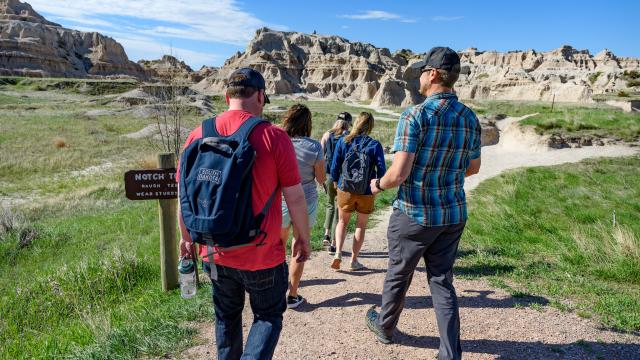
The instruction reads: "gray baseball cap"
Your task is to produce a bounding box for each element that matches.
[411,47,461,74]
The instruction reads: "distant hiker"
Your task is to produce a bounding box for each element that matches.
[329,112,386,270]
[365,47,481,360]
[177,68,311,360]
[280,104,326,309]
[320,112,352,254]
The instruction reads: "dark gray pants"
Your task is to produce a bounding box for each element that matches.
[377,209,465,360]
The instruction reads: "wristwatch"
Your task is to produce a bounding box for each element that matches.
[375,178,385,192]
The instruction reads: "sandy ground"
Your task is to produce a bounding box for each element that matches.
[178,116,639,360]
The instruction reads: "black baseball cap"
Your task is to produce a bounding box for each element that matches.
[337,112,352,123]
[411,47,461,74]
[227,67,270,103]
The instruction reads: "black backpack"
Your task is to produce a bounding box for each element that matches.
[324,132,346,174]
[178,117,276,249]
[340,136,374,195]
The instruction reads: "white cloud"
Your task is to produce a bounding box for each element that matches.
[28,0,269,45]
[25,0,286,67]
[431,16,464,22]
[340,10,416,23]
[117,36,220,69]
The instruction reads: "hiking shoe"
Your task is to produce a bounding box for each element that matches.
[365,306,392,344]
[323,234,331,246]
[349,260,366,271]
[330,256,342,270]
[287,295,305,309]
[328,245,336,255]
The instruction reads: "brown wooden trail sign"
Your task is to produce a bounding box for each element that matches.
[124,153,183,292]
[124,168,178,200]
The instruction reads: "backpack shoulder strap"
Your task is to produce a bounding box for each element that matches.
[202,117,218,138]
[231,116,267,140]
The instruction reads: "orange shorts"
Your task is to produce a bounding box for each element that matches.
[336,189,375,215]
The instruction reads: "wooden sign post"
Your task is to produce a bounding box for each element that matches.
[124,153,179,291]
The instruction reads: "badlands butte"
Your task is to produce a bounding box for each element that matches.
[1,0,640,106]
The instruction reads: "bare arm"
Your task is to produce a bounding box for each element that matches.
[314,159,326,185]
[465,157,481,177]
[282,184,311,263]
[320,132,329,152]
[178,208,195,259]
[371,151,415,194]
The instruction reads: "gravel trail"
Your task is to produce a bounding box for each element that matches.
[179,116,639,360]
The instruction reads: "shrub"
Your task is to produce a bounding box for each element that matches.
[476,73,489,80]
[588,72,602,84]
[18,226,38,249]
[137,155,158,169]
[623,70,640,80]
[0,207,23,236]
[627,80,640,87]
[618,90,630,97]
[53,137,67,148]
[537,119,566,130]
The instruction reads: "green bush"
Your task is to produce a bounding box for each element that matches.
[627,80,640,88]
[476,73,489,80]
[618,90,630,97]
[623,70,640,80]
[588,71,602,84]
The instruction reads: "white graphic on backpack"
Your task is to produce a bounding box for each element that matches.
[196,168,222,184]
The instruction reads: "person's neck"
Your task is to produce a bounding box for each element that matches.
[227,100,261,116]
[425,85,454,97]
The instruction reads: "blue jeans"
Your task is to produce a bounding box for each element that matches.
[203,261,288,360]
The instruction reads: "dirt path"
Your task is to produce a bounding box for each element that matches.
[179,117,639,360]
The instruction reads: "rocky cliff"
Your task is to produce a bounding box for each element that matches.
[0,0,149,79]
[196,28,640,106]
[193,27,420,107]
[138,55,205,83]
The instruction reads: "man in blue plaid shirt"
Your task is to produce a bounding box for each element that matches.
[365,47,481,360]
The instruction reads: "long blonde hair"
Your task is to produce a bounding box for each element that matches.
[344,112,374,143]
[328,119,350,136]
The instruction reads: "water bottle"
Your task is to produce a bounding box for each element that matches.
[178,257,197,299]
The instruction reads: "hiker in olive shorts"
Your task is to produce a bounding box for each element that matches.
[366,47,482,360]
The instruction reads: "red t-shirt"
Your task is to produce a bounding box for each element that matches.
[177,110,300,271]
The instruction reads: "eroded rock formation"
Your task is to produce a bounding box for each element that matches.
[197,28,640,106]
[138,55,204,83]
[0,0,149,78]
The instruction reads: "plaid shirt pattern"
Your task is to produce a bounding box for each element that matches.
[392,92,481,226]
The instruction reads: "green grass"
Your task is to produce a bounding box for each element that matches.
[0,76,139,95]
[469,100,640,142]
[459,156,640,332]
[0,200,214,359]
[265,99,399,147]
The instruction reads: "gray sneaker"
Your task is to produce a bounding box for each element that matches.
[349,260,366,271]
[365,306,393,344]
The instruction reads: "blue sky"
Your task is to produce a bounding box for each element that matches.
[29,0,640,69]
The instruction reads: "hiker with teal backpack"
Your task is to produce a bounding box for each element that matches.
[320,112,352,254]
[329,112,386,271]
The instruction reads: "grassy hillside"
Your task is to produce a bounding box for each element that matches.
[471,100,640,142]
[459,156,640,332]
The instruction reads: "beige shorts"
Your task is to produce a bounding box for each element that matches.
[336,189,375,215]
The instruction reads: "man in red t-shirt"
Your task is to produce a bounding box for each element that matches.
[177,68,310,360]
